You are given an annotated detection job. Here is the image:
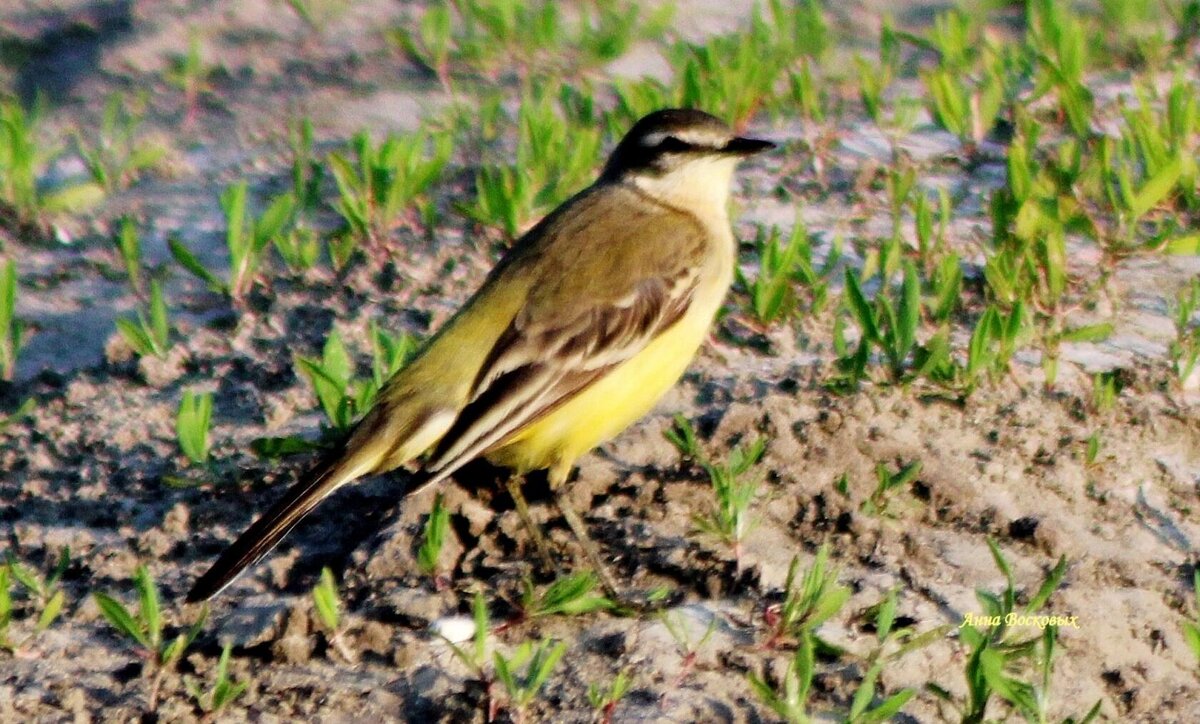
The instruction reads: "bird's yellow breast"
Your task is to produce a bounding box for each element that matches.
[484,231,733,478]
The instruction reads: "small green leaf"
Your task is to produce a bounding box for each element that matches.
[1130,153,1182,219]
[35,589,64,632]
[40,182,106,213]
[312,567,340,632]
[844,269,879,343]
[93,592,149,649]
[134,565,161,650]
[1165,234,1200,255]
[1058,323,1113,344]
[169,236,226,294]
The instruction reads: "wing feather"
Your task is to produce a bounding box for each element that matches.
[424,262,700,480]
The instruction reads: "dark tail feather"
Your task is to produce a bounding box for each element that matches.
[186,451,350,602]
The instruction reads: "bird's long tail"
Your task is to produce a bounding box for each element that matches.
[185,447,373,602]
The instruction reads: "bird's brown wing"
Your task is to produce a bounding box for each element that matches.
[423,207,708,481]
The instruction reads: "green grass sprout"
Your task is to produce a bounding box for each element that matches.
[186,641,250,716]
[418,492,451,586]
[93,565,208,713]
[493,637,567,724]
[176,389,214,466]
[312,566,354,662]
[520,571,615,618]
[1,547,69,653]
[0,259,27,381]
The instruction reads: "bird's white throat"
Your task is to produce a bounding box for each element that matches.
[629,155,740,223]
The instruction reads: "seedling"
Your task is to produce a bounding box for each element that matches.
[470,163,534,240]
[667,0,826,128]
[1169,278,1200,385]
[838,261,924,384]
[1027,0,1094,139]
[854,55,888,127]
[443,590,491,671]
[116,279,172,359]
[328,128,452,247]
[370,321,418,389]
[587,668,632,724]
[1183,569,1200,667]
[258,326,415,455]
[1084,432,1102,467]
[928,251,961,324]
[833,473,851,499]
[985,121,1071,315]
[114,216,145,294]
[762,546,850,649]
[0,259,27,380]
[185,642,249,716]
[468,90,603,238]
[0,397,35,433]
[0,99,104,224]
[75,93,166,193]
[417,492,450,587]
[441,590,503,719]
[392,0,670,88]
[1090,372,1118,414]
[659,608,719,688]
[842,660,917,723]
[391,3,454,90]
[284,0,347,34]
[295,329,373,435]
[0,100,42,222]
[691,436,766,570]
[519,572,614,619]
[176,389,214,465]
[784,59,826,124]
[923,64,1004,149]
[221,181,293,300]
[0,547,69,653]
[396,0,559,83]
[493,638,567,724]
[751,587,923,723]
[312,566,354,662]
[93,565,208,712]
[275,118,323,271]
[1099,137,1185,253]
[169,182,293,301]
[748,630,815,723]
[930,540,1100,723]
[663,413,703,462]
[964,303,1026,389]
[736,219,831,325]
[861,460,922,517]
[574,0,675,68]
[165,32,215,127]
[750,632,914,723]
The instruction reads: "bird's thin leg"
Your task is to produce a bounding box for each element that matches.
[505,474,558,574]
[548,465,624,599]
[554,490,623,599]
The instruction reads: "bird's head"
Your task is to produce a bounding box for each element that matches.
[601,109,775,211]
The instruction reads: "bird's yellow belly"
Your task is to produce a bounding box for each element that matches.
[485,272,728,477]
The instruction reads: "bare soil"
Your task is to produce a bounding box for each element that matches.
[3,1,1200,722]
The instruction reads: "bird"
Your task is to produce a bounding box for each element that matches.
[186,108,774,603]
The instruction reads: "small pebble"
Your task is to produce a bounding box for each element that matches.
[429,615,475,644]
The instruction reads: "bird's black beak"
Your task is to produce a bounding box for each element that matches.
[723,136,776,156]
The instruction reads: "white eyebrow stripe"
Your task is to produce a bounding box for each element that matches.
[640,130,669,147]
[673,128,730,149]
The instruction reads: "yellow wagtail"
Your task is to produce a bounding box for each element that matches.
[187,108,774,602]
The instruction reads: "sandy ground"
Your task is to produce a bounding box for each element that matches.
[3,0,1200,722]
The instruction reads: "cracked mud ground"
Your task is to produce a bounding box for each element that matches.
[3,0,1200,721]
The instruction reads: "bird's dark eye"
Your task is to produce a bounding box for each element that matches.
[657,135,692,153]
